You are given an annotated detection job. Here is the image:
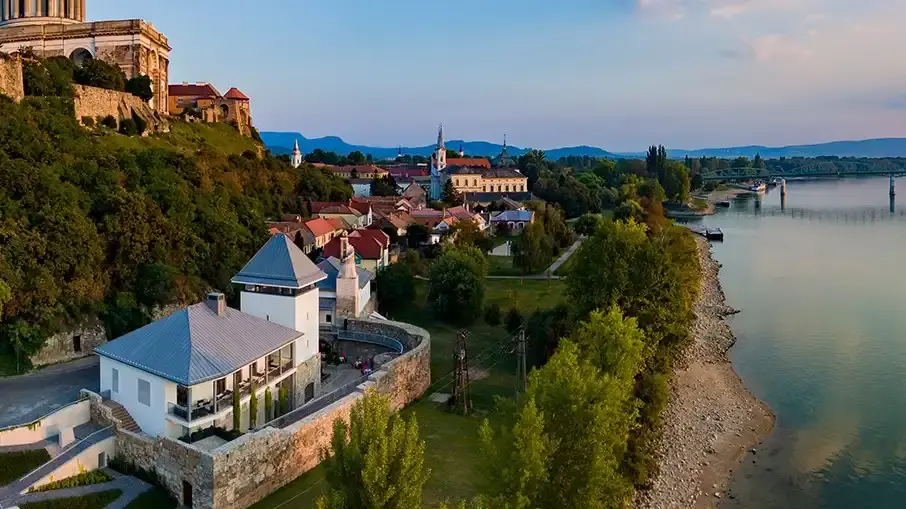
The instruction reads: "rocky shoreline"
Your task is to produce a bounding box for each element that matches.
[634,237,774,509]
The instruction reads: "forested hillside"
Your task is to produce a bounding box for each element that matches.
[0,94,351,368]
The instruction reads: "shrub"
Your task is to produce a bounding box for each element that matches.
[484,303,502,326]
[81,116,94,127]
[124,75,153,102]
[19,489,122,509]
[30,470,112,492]
[265,387,273,421]
[132,112,147,135]
[0,449,51,485]
[505,307,524,333]
[249,381,258,428]
[232,386,241,431]
[279,385,289,416]
[178,426,241,444]
[73,59,126,91]
[118,118,138,136]
[100,115,117,129]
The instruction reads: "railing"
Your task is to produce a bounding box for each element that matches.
[337,330,404,354]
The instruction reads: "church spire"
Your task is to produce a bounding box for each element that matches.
[501,134,508,156]
[291,138,303,168]
[459,143,464,157]
[437,123,445,150]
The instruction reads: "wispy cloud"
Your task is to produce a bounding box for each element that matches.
[747,34,813,61]
[635,0,685,21]
[710,0,802,18]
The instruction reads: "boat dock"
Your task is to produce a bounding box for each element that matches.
[684,224,724,241]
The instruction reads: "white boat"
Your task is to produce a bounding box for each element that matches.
[748,182,767,193]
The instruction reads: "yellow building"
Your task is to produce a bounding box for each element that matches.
[447,167,528,194]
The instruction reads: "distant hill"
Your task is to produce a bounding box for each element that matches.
[260,132,620,160]
[262,132,906,161]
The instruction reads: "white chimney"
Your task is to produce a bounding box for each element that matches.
[206,292,226,316]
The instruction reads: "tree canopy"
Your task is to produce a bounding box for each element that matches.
[427,246,487,324]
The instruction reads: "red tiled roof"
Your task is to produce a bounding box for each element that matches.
[349,199,372,216]
[224,87,249,100]
[350,228,390,249]
[386,167,428,178]
[323,236,384,260]
[168,83,220,98]
[446,157,491,168]
[310,201,347,214]
[326,217,346,230]
[304,217,336,237]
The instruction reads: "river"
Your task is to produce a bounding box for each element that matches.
[693,177,906,508]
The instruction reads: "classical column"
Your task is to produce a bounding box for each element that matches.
[80,0,84,21]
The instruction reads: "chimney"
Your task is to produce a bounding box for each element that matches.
[206,292,226,316]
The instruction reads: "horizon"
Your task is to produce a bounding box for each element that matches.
[90,0,906,152]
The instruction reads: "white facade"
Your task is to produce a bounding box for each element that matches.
[239,286,319,362]
[100,356,175,438]
[358,281,371,315]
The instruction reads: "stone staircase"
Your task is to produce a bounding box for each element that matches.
[103,400,141,433]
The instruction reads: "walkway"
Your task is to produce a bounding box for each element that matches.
[485,238,583,280]
[0,426,114,502]
[2,468,152,508]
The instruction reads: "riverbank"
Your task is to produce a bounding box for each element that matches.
[634,237,774,509]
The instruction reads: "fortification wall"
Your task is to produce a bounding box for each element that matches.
[72,84,168,133]
[0,53,24,101]
[208,319,431,509]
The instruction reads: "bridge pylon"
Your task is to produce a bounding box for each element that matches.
[891,175,896,197]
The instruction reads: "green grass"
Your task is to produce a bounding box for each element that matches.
[0,449,51,486]
[486,255,524,276]
[19,489,121,509]
[252,278,567,508]
[30,470,112,492]
[124,486,179,509]
[95,119,258,157]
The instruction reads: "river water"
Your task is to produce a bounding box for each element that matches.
[694,177,906,508]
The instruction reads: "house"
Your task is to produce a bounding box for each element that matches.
[446,205,488,230]
[373,210,411,237]
[490,209,535,233]
[402,182,427,209]
[167,83,253,136]
[94,234,329,438]
[500,196,526,211]
[350,228,391,264]
[304,217,339,249]
[326,165,388,180]
[409,209,458,245]
[316,247,375,325]
[322,230,389,272]
[311,201,371,228]
[349,199,374,225]
[265,215,316,253]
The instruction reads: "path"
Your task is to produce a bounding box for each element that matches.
[0,357,99,428]
[0,426,114,502]
[485,238,583,280]
[2,468,152,509]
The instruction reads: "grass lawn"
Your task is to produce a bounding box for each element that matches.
[487,255,524,277]
[19,489,122,509]
[252,278,568,508]
[125,486,179,509]
[96,120,258,157]
[0,449,51,486]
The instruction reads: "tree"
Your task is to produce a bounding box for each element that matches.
[375,264,416,315]
[371,176,398,197]
[484,303,502,326]
[512,222,552,274]
[646,145,667,184]
[446,148,461,159]
[753,153,765,169]
[450,220,493,253]
[442,180,463,206]
[265,387,274,421]
[613,200,644,224]
[318,390,430,509]
[125,75,153,102]
[662,161,690,203]
[233,384,241,431]
[279,385,289,416]
[405,224,430,248]
[73,58,126,91]
[249,380,258,428]
[350,168,359,179]
[348,151,366,165]
[505,308,523,333]
[428,247,487,324]
[573,214,602,236]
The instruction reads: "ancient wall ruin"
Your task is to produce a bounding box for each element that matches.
[29,321,107,367]
[0,53,24,101]
[72,84,168,134]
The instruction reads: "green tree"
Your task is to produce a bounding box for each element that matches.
[511,222,553,274]
[753,153,766,169]
[125,75,153,102]
[73,58,126,91]
[662,161,690,203]
[505,308,523,333]
[279,385,289,416]
[370,176,398,197]
[484,303,501,326]
[348,151,367,165]
[265,387,274,421]
[428,247,486,325]
[317,390,430,509]
[0,280,10,318]
[406,224,430,248]
[573,214,602,236]
[249,381,258,428]
[442,180,463,206]
[232,384,241,431]
[613,200,644,224]
[375,264,416,315]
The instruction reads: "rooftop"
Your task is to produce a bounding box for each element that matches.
[94,302,301,386]
[223,87,249,101]
[231,233,326,288]
[316,257,374,291]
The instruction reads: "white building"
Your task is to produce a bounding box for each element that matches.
[94,233,327,439]
[290,139,303,168]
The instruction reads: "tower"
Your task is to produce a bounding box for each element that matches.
[459,143,464,157]
[291,139,303,168]
[430,123,447,200]
[335,232,360,318]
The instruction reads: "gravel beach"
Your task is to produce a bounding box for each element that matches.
[634,237,774,509]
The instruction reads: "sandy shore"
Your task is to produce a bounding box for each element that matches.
[634,237,774,509]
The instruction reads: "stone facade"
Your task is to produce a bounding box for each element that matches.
[72,83,167,133]
[0,51,23,100]
[29,320,106,367]
[292,354,321,408]
[0,19,170,113]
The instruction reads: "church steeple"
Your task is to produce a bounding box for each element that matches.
[437,123,445,150]
[291,138,303,168]
[459,143,464,157]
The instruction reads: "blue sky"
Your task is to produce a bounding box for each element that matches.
[92,0,906,152]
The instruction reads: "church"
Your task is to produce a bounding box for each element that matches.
[429,124,529,202]
[0,0,170,113]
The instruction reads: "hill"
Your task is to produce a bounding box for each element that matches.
[260,131,619,160]
[656,138,906,159]
[0,95,351,372]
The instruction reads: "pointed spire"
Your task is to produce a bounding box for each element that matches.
[459,143,464,157]
[437,123,445,150]
[293,138,300,152]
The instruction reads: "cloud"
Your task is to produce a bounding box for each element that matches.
[710,0,801,18]
[745,34,813,61]
[635,0,685,21]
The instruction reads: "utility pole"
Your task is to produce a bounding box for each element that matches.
[451,329,472,415]
[515,328,527,396]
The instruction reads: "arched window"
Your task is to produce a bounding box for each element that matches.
[505,185,510,192]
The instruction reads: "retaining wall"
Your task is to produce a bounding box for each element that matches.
[29,322,106,367]
[0,53,24,101]
[72,84,168,133]
[29,436,116,491]
[0,399,90,447]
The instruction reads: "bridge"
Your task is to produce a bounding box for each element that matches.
[701,167,906,182]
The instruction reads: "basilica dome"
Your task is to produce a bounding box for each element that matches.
[0,0,86,28]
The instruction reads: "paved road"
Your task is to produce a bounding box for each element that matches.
[0,357,99,428]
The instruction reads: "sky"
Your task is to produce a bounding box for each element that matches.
[90,0,906,152]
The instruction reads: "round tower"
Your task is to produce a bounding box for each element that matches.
[0,0,87,28]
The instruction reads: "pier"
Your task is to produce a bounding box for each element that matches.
[684,224,724,241]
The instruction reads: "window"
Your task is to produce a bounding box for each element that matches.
[326,314,332,323]
[137,379,151,407]
[177,385,188,407]
[111,368,119,393]
[215,378,226,395]
[73,335,82,353]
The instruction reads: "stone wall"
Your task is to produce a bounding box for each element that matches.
[72,84,168,134]
[0,53,24,101]
[292,355,321,407]
[208,319,431,509]
[30,321,107,367]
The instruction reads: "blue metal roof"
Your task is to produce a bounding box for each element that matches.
[232,233,326,288]
[94,303,302,386]
[491,210,534,222]
[319,297,335,310]
[316,257,374,291]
